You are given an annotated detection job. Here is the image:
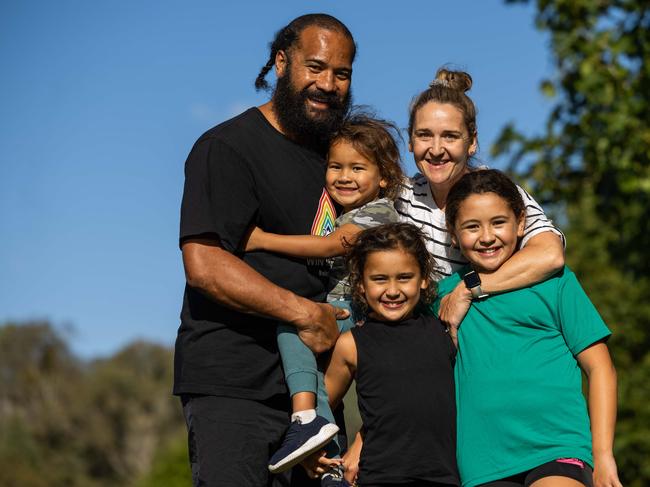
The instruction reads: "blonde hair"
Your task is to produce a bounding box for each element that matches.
[408,68,477,140]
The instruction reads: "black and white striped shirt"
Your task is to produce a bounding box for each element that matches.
[396,173,565,278]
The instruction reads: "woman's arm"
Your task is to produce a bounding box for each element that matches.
[481,183,567,293]
[577,341,622,487]
[438,231,564,329]
[480,231,565,293]
[245,223,362,258]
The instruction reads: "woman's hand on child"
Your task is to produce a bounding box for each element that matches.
[438,280,473,343]
[300,450,343,478]
[593,452,623,487]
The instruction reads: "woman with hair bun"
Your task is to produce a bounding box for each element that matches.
[396,67,566,335]
[339,68,568,485]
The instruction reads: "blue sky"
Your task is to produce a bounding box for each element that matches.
[0,0,554,358]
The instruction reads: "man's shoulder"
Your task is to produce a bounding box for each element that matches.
[195,107,264,145]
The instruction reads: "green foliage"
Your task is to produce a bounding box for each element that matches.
[135,432,191,487]
[0,322,186,487]
[497,0,650,276]
[496,1,650,484]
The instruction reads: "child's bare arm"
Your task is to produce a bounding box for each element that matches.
[342,430,363,484]
[577,341,622,487]
[244,223,362,258]
[324,331,357,409]
[300,333,357,479]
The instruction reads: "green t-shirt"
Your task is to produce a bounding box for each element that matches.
[434,266,610,487]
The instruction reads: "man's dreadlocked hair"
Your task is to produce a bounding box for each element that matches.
[254,13,356,91]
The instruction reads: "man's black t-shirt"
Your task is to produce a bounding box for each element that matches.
[175,108,332,400]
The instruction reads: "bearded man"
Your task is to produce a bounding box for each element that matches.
[174,13,356,487]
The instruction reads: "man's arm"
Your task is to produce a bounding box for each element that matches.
[439,231,565,328]
[183,237,345,353]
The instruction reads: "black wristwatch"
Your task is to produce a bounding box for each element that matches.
[463,270,489,300]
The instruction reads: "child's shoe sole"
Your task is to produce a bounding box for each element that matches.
[268,423,339,473]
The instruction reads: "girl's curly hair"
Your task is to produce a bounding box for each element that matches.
[346,222,438,312]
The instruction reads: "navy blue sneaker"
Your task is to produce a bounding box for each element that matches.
[268,415,339,473]
[320,464,351,486]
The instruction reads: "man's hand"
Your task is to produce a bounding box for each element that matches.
[296,303,349,354]
[438,281,472,346]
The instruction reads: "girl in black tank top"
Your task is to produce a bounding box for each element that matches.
[322,223,459,487]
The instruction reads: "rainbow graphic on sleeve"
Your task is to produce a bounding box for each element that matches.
[310,189,337,236]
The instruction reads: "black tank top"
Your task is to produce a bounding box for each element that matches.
[351,313,459,486]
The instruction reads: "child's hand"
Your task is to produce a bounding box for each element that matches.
[243,226,265,252]
[342,436,362,485]
[593,452,623,487]
[300,450,343,479]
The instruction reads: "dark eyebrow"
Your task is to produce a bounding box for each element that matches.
[459,218,480,226]
[304,58,352,73]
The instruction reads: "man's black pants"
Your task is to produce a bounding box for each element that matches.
[181,394,323,487]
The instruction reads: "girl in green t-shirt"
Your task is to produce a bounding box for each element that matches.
[439,169,621,487]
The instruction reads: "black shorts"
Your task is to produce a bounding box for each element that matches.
[181,394,320,487]
[362,483,458,487]
[478,458,593,487]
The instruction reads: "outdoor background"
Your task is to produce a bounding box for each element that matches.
[1,1,648,486]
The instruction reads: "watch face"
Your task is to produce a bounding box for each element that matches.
[463,270,481,288]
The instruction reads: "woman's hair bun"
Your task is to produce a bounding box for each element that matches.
[429,68,473,93]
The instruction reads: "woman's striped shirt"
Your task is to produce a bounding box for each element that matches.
[395,173,565,278]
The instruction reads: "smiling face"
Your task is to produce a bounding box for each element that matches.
[409,102,477,205]
[360,248,427,322]
[452,192,525,274]
[326,140,386,212]
[272,26,354,141]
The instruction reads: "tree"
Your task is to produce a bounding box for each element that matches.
[0,322,187,487]
[494,1,650,484]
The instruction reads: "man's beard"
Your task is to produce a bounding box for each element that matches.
[272,70,351,151]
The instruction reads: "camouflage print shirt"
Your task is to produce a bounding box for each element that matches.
[327,198,399,301]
